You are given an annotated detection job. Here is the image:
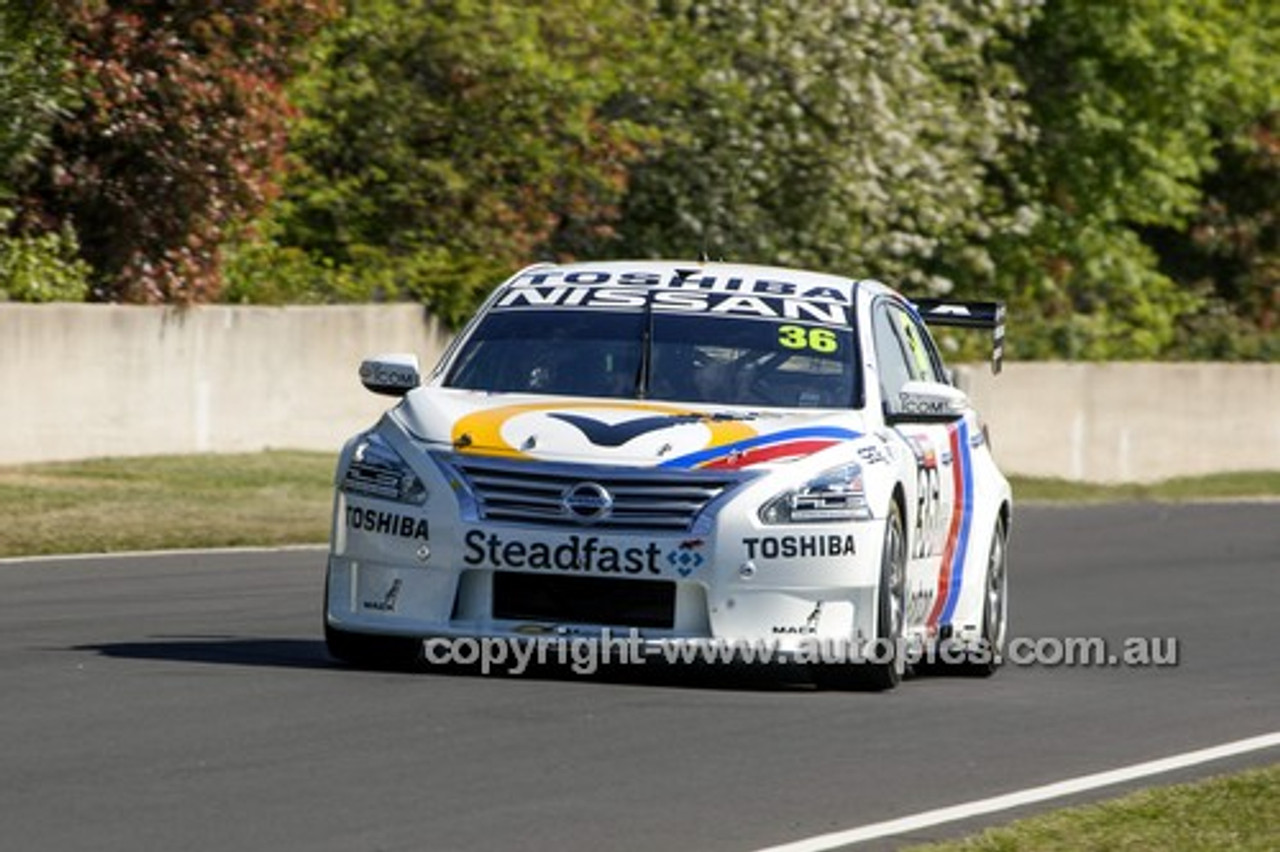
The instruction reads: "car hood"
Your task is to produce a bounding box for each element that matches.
[395,387,865,470]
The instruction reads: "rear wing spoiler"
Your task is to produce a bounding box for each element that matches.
[912,299,1006,374]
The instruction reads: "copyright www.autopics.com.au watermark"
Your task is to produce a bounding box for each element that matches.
[420,632,1180,677]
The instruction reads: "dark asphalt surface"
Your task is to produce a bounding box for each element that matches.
[1,503,1278,852]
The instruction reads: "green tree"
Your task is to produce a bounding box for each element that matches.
[0,3,89,302]
[618,0,1036,302]
[240,0,678,324]
[22,0,336,303]
[995,0,1277,358]
[1146,112,1278,360]
[0,4,70,194]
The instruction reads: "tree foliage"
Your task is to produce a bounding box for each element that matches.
[21,0,336,302]
[238,0,678,324]
[0,4,71,195]
[620,0,1037,298]
[0,3,89,302]
[3,0,1275,359]
[995,0,1277,358]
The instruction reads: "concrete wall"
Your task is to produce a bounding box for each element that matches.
[0,304,450,466]
[2,304,1277,480]
[956,362,1280,483]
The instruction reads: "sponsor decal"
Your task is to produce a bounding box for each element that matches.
[511,268,850,301]
[903,434,938,469]
[497,270,853,326]
[666,539,706,577]
[906,586,936,624]
[346,507,429,541]
[898,391,953,416]
[903,433,945,560]
[359,362,417,388]
[362,578,402,613]
[463,530,662,575]
[856,444,888,465]
[498,286,850,326]
[743,534,856,561]
[772,602,824,635]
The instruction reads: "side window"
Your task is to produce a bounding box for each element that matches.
[872,303,915,401]
[889,304,946,384]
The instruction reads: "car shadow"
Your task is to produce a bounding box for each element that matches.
[71,635,831,691]
[74,636,337,670]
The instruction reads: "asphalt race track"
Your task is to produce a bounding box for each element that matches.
[2,503,1278,852]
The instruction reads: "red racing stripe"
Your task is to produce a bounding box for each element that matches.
[700,439,841,469]
[926,425,965,629]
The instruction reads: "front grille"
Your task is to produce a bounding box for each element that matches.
[443,455,744,531]
[492,572,676,629]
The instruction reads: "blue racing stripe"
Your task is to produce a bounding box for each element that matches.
[939,419,973,625]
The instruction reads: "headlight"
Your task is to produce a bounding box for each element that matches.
[341,432,428,504]
[759,462,871,524]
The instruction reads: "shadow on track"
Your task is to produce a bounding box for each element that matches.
[72,635,828,691]
[74,636,336,670]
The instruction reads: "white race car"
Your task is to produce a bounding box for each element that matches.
[324,261,1011,689]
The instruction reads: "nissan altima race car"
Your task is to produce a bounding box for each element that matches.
[324,260,1011,689]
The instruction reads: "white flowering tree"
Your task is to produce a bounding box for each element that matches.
[617,0,1037,299]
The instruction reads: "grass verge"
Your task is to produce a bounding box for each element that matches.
[1011,470,1280,502]
[1,453,1277,558]
[903,762,1280,851]
[0,451,333,557]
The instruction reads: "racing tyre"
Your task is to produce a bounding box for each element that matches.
[813,500,907,691]
[953,515,1008,677]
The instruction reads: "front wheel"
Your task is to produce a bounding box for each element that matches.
[813,500,907,691]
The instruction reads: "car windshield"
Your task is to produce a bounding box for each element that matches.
[445,306,859,409]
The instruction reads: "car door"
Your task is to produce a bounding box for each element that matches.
[870,298,959,636]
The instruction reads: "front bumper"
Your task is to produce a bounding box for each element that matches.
[325,490,887,652]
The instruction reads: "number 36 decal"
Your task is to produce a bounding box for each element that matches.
[778,325,839,353]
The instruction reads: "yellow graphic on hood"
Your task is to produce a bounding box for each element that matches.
[451,401,757,460]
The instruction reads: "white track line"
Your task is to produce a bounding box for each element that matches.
[754,731,1280,852]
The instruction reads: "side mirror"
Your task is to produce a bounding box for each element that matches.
[359,353,421,397]
[885,379,969,425]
